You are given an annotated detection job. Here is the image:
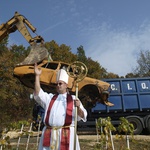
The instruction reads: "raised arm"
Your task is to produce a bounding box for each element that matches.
[34,63,42,96]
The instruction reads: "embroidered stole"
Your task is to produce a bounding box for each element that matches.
[43,94,73,150]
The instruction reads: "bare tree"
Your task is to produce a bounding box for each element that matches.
[134,50,150,77]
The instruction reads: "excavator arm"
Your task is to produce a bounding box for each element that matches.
[0,11,44,44]
[0,11,50,65]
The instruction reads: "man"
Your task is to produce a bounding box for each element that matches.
[34,63,87,150]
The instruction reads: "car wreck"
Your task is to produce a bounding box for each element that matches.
[13,59,114,108]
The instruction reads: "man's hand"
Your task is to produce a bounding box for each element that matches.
[34,63,41,95]
[34,63,42,76]
[74,98,85,119]
[74,98,81,108]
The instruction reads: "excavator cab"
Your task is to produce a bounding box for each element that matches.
[0,11,50,65]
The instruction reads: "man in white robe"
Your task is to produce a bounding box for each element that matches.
[34,63,87,150]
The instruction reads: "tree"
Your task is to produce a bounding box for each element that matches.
[86,57,105,79]
[0,36,9,54]
[0,46,33,128]
[45,40,77,63]
[125,73,139,78]
[134,50,150,77]
[45,40,60,59]
[76,46,110,79]
[10,44,29,63]
[76,45,87,63]
[106,72,119,79]
[59,44,77,63]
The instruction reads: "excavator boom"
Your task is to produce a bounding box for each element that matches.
[0,11,50,65]
[3,12,113,107]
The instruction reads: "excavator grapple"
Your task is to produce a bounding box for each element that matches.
[0,11,49,65]
[17,44,49,66]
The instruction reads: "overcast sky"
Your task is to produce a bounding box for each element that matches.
[1,0,150,76]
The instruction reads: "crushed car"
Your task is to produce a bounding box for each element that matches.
[13,59,114,107]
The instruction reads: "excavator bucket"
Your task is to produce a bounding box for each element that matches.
[0,11,52,66]
[17,44,51,66]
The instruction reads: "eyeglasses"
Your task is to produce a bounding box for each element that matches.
[57,82,64,86]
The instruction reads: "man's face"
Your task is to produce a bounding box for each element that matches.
[56,80,68,94]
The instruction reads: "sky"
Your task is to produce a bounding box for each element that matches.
[1,0,150,77]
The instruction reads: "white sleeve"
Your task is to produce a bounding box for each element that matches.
[77,102,87,122]
[34,88,53,109]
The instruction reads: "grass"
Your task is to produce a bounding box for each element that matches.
[80,137,150,150]
[1,135,150,150]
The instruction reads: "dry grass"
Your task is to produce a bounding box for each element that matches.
[2,135,150,150]
[79,135,150,150]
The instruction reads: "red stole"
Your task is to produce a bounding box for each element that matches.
[43,94,73,150]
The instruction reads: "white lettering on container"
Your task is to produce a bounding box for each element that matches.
[141,83,148,89]
[127,83,132,90]
[111,84,117,91]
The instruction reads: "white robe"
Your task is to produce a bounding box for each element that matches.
[34,89,87,150]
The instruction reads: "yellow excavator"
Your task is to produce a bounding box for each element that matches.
[0,11,49,65]
[0,11,113,107]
